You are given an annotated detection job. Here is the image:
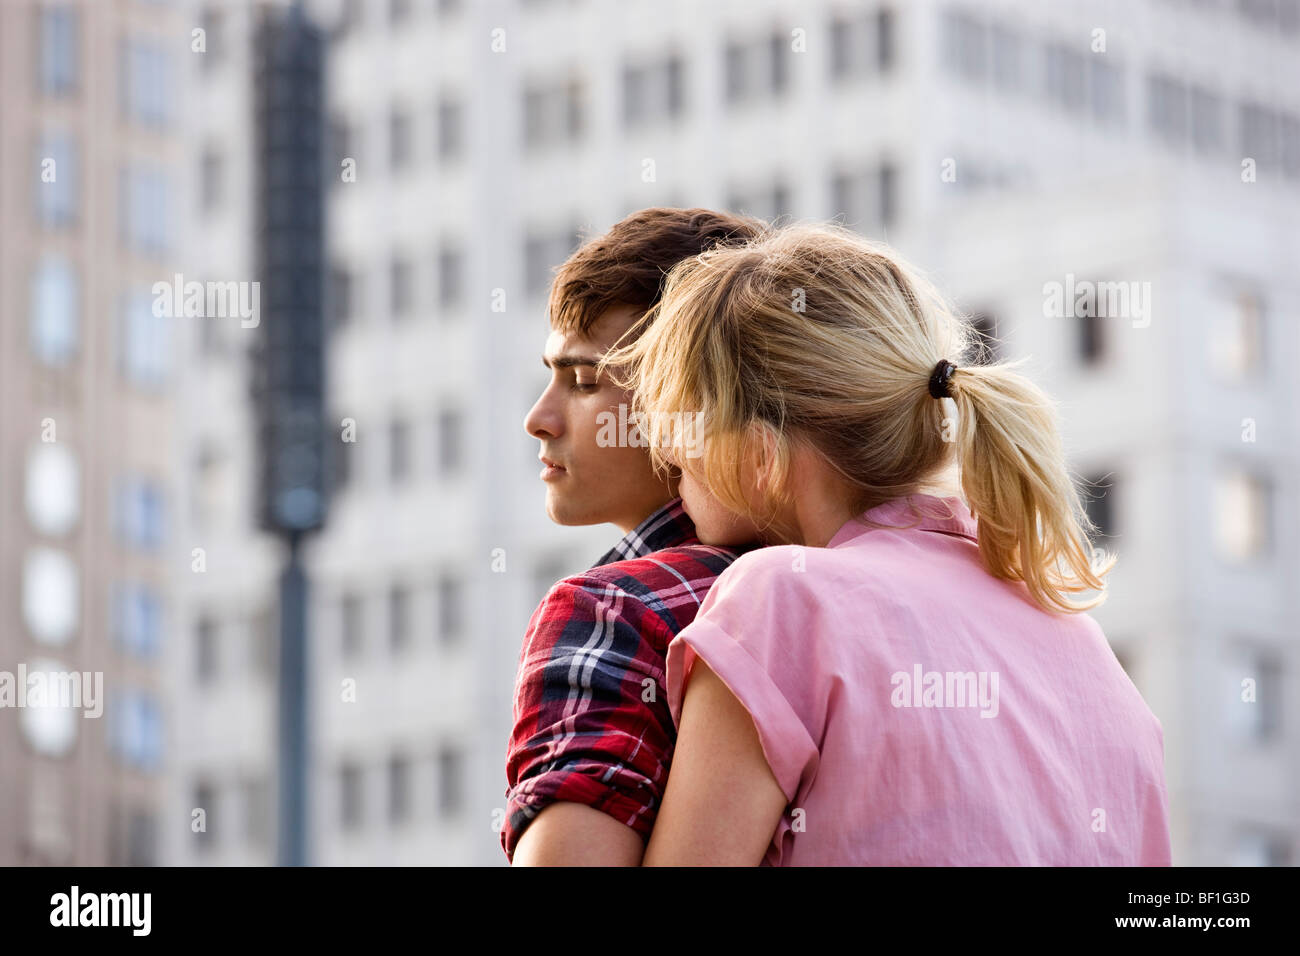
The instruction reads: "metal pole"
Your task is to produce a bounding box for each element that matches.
[277,532,309,866]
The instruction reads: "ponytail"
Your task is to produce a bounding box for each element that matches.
[948,357,1115,615]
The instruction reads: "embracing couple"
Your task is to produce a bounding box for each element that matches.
[501,208,1172,867]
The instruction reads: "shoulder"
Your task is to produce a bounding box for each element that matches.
[579,543,748,598]
[713,543,826,594]
[531,544,749,634]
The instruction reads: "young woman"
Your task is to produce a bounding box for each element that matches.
[598,223,1172,866]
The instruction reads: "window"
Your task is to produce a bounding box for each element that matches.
[724,30,789,104]
[25,442,80,537]
[114,476,166,551]
[124,809,157,867]
[1147,73,1188,146]
[1281,112,1300,180]
[328,116,354,168]
[438,243,464,310]
[388,585,409,651]
[727,180,789,223]
[334,0,363,38]
[389,0,413,24]
[199,6,225,71]
[113,584,162,660]
[38,6,79,96]
[1209,289,1263,380]
[194,782,216,850]
[389,417,410,482]
[879,161,897,228]
[523,226,580,296]
[437,408,463,476]
[941,10,987,81]
[1223,645,1281,744]
[119,38,171,129]
[437,574,462,644]
[1045,43,1086,113]
[1189,86,1222,152]
[1231,830,1291,867]
[833,163,896,230]
[199,146,223,211]
[969,312,1000,365]
[1214,469,1271,562]
[522,77,585,148]
[831,168,871,230]
[119,287,171,390]
[389,107,413,171]
[331,427,353,492]
[109,689,163,772]
[876,8,896,73]
[1077,311,1105,366]
[622,54,685,127]
[1089,58,1125,125]
[340,762,363,830]
[328,266,356,329]
[196,615,217,684]
[989,22,1021,92]
[388,754,410,823]
[1237,0,1300,36]
[1081,473,1118,540]
[242,776,270,848]
[437,745,463,816]
[30,256,79,367]
[36,131,78,227]
[437,95,463,159]
[251,606,276,681]
[769,31,788,94]
[120,165,170,256]
[390,256,414,318]
[23,548,78,646]
[1239,101,1278,166]
[340,593,362,658]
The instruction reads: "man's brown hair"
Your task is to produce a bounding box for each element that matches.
[547,207,769,339]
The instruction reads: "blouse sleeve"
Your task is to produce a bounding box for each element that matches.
[664,547,824,804]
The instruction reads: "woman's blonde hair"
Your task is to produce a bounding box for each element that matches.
[599,221,1115,615]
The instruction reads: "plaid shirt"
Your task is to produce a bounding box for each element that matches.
[501,498,749,861]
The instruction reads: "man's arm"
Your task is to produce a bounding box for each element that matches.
[642,658,788,866]
[512,802,645,866]
[502,576,678,864]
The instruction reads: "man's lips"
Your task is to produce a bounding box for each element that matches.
[539,455,566,479]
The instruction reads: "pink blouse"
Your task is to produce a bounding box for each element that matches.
[665,493,1172,865]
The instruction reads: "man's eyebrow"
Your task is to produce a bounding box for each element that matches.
[541,353,601,370]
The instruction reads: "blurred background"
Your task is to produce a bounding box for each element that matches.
[0,0,1296,866]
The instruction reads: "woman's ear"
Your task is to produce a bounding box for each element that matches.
[744,422,781,502]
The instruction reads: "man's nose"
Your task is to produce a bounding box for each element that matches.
[524,392,560,440]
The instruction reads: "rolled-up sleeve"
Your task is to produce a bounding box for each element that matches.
[663,549,824,806]
[501,578,677,861]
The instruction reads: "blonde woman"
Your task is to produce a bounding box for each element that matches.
[599,223,1172,866]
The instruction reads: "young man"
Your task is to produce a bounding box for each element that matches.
[503,207,768,865]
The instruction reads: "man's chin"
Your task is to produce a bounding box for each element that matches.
[545,494,602,528]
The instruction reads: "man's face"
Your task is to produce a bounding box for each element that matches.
[524,304,677,533]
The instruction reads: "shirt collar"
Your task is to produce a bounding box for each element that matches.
[826,493,978,549]
[591,497,698,568]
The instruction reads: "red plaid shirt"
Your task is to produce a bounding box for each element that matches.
[501,498,750,861]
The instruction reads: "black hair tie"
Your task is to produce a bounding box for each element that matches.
[928,359,957,399]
